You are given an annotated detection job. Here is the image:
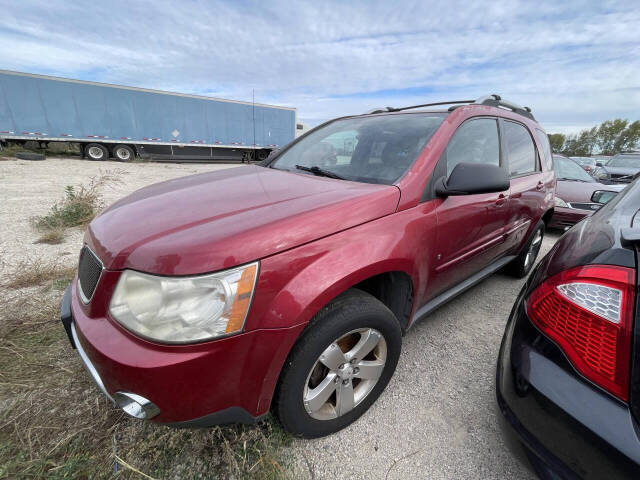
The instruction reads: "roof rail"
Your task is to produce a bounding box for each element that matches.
[473,94,535,120]
[364,94,535,120]
[366,99,474,115]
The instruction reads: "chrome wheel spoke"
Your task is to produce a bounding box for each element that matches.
[304,373,337,413]
[319,342,347,370]
[354,360,385,380]
[336,380,355,416]
[345,329,381,362]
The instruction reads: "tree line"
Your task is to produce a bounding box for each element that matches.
[548,119,640,156]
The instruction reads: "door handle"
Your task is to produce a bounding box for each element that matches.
[536,181,544,191]
[495,193,507,206]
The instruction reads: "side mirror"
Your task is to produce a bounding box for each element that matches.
[596,161,604,167]
[436,162,509,196]
[591,190,618,204]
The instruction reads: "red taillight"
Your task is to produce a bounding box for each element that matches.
[526,265,636,401]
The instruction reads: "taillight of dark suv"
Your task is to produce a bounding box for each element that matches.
[526,264,635,401]
[496,177,640,479]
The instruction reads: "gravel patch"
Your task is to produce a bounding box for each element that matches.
[0,157,239,277]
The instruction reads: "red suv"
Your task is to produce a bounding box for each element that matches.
[61,94,555,438]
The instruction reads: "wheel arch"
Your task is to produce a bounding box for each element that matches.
[253,260,417,416]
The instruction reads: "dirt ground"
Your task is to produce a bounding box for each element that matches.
[0,157,239,277]
[0,156,561,479]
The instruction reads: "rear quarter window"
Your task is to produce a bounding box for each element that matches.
[535,128,553,171]
[504,121,537,176]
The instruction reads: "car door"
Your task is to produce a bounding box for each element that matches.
[431,117,511,296]
[500,119,545,252]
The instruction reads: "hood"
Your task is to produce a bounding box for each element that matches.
[556,180,625,203]
[601,166,640,176]
[86,165,400,275]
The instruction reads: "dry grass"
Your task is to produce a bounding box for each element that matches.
[4,259,76,290]
[0,143,39,159]
[34,228,65,245]
[0,291,293,479]
[32,170,124,236]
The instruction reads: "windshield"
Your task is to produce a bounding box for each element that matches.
[608,155,640,168]
[554,156,595,182]
[271,113,446,184]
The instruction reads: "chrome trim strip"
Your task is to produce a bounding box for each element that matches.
[71,322,114,404]
[77,246,104,304]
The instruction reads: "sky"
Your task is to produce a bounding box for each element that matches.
[1,0,639,134]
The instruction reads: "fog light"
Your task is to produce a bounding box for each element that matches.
[113,391,160,419]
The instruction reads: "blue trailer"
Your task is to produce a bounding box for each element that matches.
[0,70,296,162]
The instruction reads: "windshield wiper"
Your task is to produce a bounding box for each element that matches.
[557,177,587,182]
[294,164,344,180]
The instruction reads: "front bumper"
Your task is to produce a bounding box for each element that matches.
[548,207,590,230]
[496,287,640,479]
[61,283,304,425]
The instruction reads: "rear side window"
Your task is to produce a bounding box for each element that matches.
[445,118,500,177]
[504,121,537,176]
[535,128,553,171]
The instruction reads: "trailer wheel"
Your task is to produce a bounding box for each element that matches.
[242,150,255,163]
[257,150,269,161]
[113,144,135,162]
[85,143,108,161]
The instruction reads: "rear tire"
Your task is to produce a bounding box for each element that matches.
[113,144,134,162]
[507,221,545,278]
[273,289,402,438]
[85,143,108,161]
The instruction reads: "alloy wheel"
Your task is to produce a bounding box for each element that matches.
[303,328,387,420]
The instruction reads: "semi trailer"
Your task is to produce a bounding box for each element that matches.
[0,70,296,162]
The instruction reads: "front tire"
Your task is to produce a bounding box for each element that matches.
[507,220,545,278]
[273,289,402,438]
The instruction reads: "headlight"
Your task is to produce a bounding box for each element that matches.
[554,197,569,208]
[109,263,258,343]
[597,170,609,180]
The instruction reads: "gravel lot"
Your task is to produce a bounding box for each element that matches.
[0,157,239,276]
[0,156,561,479]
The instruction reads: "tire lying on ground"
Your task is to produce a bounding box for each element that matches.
[15,152,46,161]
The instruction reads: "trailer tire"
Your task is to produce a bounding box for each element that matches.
[113,144,135,162]
[15,152,46,161]
[85,143,109,161]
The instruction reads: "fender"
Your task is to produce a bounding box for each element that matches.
[244,210,434,415]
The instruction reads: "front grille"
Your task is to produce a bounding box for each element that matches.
[609,174,633,183]
[78,246,103,302]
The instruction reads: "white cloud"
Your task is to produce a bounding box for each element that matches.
[1,0,639,134]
